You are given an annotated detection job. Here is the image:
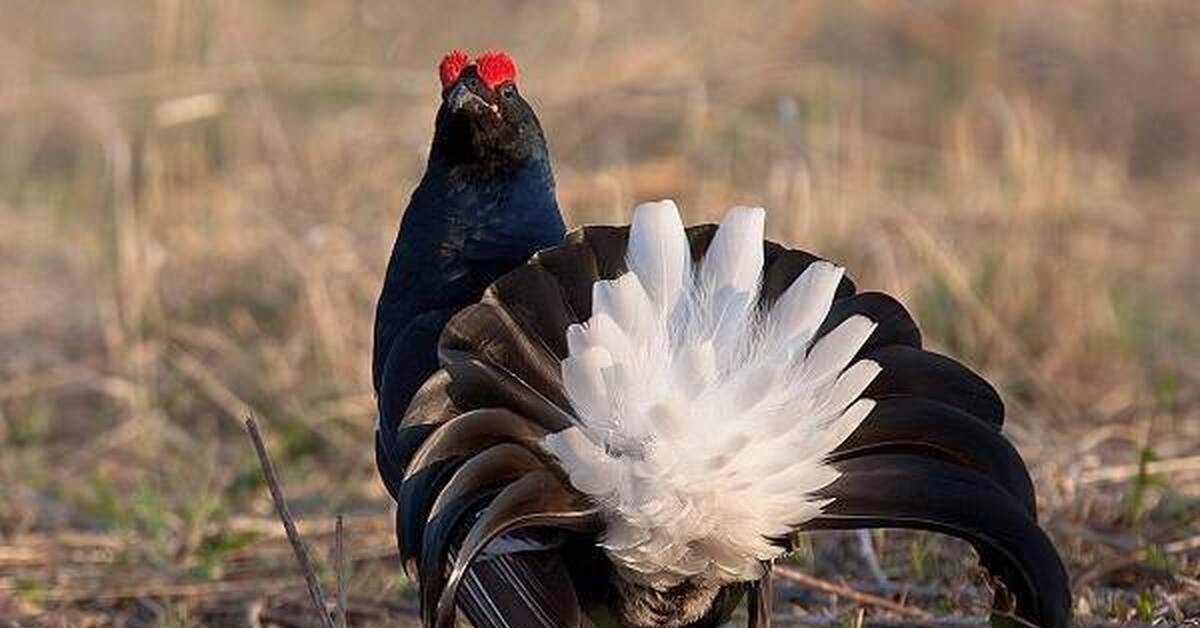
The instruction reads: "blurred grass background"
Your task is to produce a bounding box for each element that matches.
[0,1,1197,625]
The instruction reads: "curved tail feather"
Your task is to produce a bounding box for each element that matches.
[432,471,601,628]
[801,454,1070,627]
[831,397,1037,515]
[398,407,560,570]
[863,345,1005,428]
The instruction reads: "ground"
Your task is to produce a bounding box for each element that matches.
[0,1,1197,626]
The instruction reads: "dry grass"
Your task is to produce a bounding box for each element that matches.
[1,1,1197,626]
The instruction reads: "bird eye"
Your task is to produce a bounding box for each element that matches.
[499,84,516,99]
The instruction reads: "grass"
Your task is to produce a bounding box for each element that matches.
[1,1,1198,626]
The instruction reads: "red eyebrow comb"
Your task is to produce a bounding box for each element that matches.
[439,50,470,89]
[475,51,518,89]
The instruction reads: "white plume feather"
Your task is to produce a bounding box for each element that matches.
[626,200,689,313]
[542,200,881,589]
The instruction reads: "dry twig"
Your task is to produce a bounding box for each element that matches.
[245,415,337,628]
[11,576,299,603]
[1077,454,1200,484]
[335,514,348,628]
[1074,533,1200,591]
[773,564,933,620]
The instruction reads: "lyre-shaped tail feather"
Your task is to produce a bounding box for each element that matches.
[802,455,1070,627]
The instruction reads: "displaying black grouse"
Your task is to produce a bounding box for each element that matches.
[373,51,1071,628]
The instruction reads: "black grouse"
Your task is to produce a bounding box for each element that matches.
[373,51,1071,628]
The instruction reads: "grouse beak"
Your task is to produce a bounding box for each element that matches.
[447,82,500,119]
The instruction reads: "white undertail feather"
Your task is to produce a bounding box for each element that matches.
[543,200,881,589]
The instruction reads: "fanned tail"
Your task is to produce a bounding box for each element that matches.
[381,200,1070,628]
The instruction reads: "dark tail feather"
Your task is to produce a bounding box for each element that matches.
[375,427,405,499]
[799,454,1071,628]
[433,470,601,628]
[760,239,856,303]
[831,397,1037,515]
[455,550,588,628]
[863,345,1005,428]
[440,300,569,410]
[486,264,580,359]
[528,231,604,319]
[398,408,556,569]
[820,291,922,354]
[436,358,575,430]
[576,225,632,278]
[417,443,545,623]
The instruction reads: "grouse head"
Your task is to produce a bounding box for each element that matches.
[432,50,549,169]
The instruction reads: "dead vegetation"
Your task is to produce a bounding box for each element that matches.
[0,1,1197,626]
